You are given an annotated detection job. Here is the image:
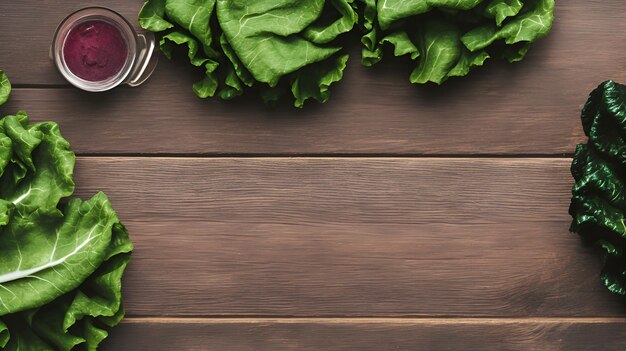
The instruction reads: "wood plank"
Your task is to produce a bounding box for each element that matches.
[1,0,623,154]
[69,157,626,316]
[103,318,626,350]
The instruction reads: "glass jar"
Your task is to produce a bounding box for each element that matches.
[51,7,157,92]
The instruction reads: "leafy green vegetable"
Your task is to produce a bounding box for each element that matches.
[570,80,626,295]
[138,0,555,101]
[357,0,555,84]
[0,70,10,106]
[138,0,357,107]
[0,75,132,349]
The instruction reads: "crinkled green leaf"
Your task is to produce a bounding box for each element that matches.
[0,194,121,316]
[0,71,10,107]
[462,0,555,51]
[358,0,554,84]
[303,0,358,45]
[160,31,221,98]
[571,147,626,210]
[502,42,531,63]
[216,0,347,86]
[601,254,626,295]
[485,0,524,26]
[160,31,212,66]
[361,30,382,67]
[192,75,218,99]
[217,65,245,100]
[291,54,349,108]
[409,20,462,85]
[376,0,484,30]
[165,0,216,47]
[219,34,254,87]
[0,319,8,348]
[570,80,626,296]
[361,46,383,67]
[405,20,489,84]
[359,0,381,67]
[381,31,419,59]
[360,0,376,32]
[139,0,354,106]
[448,50,490,78]
[585,81,626,165]
[138,0,174,32]
[0,111,133,350]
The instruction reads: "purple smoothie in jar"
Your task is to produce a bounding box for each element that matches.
[52,7,158,92]
[63,20,128,82]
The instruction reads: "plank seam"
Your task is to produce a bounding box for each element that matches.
[121,317,626,324]
[73,155,574,160]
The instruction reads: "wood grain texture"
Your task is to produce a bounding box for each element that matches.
[102,318,626,351]
[2,1,624,348]
[68,157,626,317]
[0,0,622,155]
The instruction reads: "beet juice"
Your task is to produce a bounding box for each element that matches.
[63,20,128,82]
[52,7,157,92]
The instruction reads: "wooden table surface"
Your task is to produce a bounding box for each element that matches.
[2,1,626,350]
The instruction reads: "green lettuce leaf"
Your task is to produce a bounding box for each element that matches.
[0,71,10,107]
[359,0,382,67]
[409,19,462,84]
[485,0,524,26]
[376,0,484,30]
[137,0,173,32]
[380,32,419,60]
[0,112,132,350]
[570,80,626,296]
[165,0,216,47]
[357,0,555,85]
[138,0,356,107]
[291,53,349,108]
[461,0,555,52]
[216,0,338,86]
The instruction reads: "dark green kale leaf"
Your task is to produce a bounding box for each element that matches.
[570,80,626,295]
